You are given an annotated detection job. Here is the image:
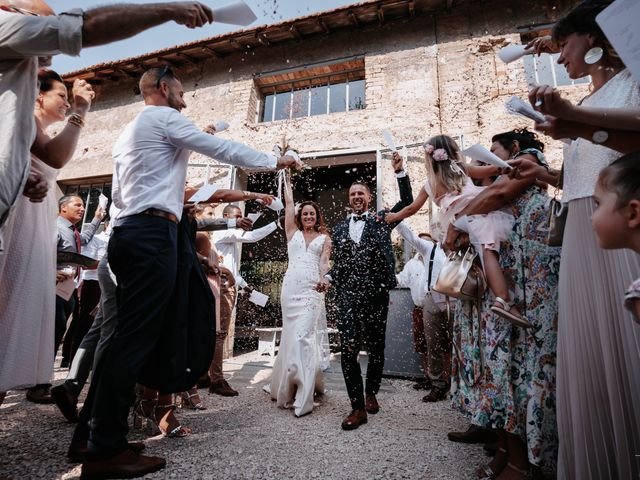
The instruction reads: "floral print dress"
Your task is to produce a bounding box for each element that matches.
[450,149,561,470]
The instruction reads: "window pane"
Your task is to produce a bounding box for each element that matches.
[262,94,275,122]
[348,79,365,110]
[534,54,556,86]
[329,82,346,113]
[310,84,328,116]
[84,186,103,223]
[273,91,291,121]
[522,55,537,88]
[291,88,308,118]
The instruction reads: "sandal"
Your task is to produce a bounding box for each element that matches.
[177,387,206,410]
[155,403,191,438]
[490,297,531,329]
[132,396,160,436]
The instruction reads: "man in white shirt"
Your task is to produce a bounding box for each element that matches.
[0,0,215,253]
[395,223,450,402]
[82,67,299,479]
[207,204,279,396]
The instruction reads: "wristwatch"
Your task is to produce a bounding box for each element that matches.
[592,130,609,144]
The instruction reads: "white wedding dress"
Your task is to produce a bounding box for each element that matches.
[267,230,329,416]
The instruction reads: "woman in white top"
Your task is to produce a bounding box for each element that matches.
[0,70,94,403]
[519,3,640,478]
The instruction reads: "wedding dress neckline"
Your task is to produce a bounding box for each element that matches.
[294,229,325,252]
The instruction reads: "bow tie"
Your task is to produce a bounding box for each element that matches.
[352,214,367,222]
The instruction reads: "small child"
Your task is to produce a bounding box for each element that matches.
[385,135,527,327]
[591,151,640,323]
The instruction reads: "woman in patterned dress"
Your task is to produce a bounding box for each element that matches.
[446,129,560,479]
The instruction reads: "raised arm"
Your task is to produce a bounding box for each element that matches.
[385,188,428,225]
[465,163,502,180]
[81,2,213,47]
[282,172,297,241]
[395,221,432,257]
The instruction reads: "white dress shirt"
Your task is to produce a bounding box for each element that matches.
[0,10,83,251]
[81,231,110,282]
[396,222,447,305]
[111,106,277,220]
[348,211,369,244]
[396,254,426,307]
[212,221,277,288]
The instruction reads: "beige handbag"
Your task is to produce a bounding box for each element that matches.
[547,197,567,247]
[433,247,486,302]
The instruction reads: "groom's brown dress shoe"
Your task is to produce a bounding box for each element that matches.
[81,450,164,479]
[365,393,379,414]
[68,440,146,463]
[341,409,368,430]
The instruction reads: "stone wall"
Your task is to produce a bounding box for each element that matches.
[58,0,585,239]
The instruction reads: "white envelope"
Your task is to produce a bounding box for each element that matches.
[212,0,257,26]
[188,184,220,203]
[597,0,640,84]
[247,212,261,223]
[462,143,511,170]
[382,129,397,152]
[98,193,108,209]
[498,44,533,63]
[214,120,229,132]
[249,289,269,307]
[267,197,284,211]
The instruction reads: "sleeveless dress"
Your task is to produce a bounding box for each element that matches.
[268,230,328,417]
[0,157,58,391]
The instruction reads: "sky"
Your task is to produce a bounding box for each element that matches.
[49,0,356,74]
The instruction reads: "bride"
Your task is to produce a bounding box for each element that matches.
[267,171,331,416]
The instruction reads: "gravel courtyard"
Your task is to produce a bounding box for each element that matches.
[0,351,486,479]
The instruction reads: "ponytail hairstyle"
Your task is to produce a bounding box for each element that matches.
[491,128,545,157]
[423,134,467,195]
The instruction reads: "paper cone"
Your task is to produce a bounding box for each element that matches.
[382,129,397,152]
[462,143,511,169]
[213,0,257,26]
[498,44,532,64]
[214,120,229,132]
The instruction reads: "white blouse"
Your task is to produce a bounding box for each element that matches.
[562,69,640,204]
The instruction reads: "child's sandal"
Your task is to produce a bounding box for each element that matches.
[490,297,531,329]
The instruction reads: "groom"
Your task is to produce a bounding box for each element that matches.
[317,153,412,430]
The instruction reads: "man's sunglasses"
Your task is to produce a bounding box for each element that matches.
[156,66,174,89]
[0,5,39,16]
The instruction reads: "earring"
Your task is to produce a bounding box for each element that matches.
[584,47,603,65]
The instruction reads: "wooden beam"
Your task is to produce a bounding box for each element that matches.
[114,68,140,78]
[228,38,244,51]
[349,10,359,27]
[317,18,330,34]
[257,33,271,46]
[176,52,199,65]
[201,46,221,58]
[157,56,181,68]
[289,24,302,41]
[377,6,385,25]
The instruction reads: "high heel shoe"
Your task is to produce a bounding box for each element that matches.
[155,403,191,438]
[132,397,160,435]
[177,387,206,410]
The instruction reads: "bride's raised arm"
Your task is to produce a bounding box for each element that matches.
[283,171,297,241]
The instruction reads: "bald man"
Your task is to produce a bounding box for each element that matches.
[0,1,214,253]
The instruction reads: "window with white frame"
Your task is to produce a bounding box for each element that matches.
[256,57,366,123]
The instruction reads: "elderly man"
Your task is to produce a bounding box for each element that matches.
[80,67,299,479]
[0,0,214,252]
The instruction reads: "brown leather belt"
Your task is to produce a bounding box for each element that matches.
[142,208,178,224]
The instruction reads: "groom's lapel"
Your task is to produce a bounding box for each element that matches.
[359,211,376,245]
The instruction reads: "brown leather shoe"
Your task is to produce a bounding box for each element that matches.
[51,384,78,423]
[447,425,499,444]
[196,375,211,389]
[68,441,146,463]
[341,409,368,430]
[81,450,164,479]
[26,385,53,404]
[365,393,379,414]
[422,386,449,402]
[209,380,238,397]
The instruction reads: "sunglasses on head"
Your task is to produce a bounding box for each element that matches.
[156,66,173,89]
[1,5,39,16]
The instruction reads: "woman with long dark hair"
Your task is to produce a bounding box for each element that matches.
[266,173,331,416]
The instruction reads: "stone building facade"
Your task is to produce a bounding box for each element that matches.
[59,0,584,342]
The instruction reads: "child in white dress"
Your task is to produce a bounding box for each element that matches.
[386,134,527,327]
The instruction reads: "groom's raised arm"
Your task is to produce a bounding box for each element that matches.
[388,152,413,214]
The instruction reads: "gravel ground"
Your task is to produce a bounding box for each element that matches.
[0,351,486,479]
